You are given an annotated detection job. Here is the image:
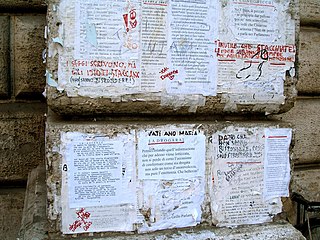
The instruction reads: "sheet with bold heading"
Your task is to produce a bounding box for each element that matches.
[137,128,206,180]
[136,126,206,232]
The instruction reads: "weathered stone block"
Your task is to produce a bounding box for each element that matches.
[0,188,25,240]
[13,15,46,99]
[46,0,298,116]
[19,165,48,240]
[297,27,320,94]
[0,103,46,182]
[0,16,10,98]
[300,0,320,25]
[0,0,46,11]
[22,164,303,240]
[269,98,320,165]
[46,117,293,237]
[18,163,305,240]
[292,168,320,202]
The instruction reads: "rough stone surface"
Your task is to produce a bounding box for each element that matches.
[0,187,25,240]
[0,16,9,98]
[0,103,46,182]
[47,88,297,116]
[297,27,320,95]
[300,0,320,25]
[284,168,320,226]
[0,0,46,11]
[292,168,320,202]
[19,164,48,240]
[269,97,320,165]
[13,15,46,99]
[48,223,306,240]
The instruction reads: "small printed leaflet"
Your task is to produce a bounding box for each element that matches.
[263,128,292,200]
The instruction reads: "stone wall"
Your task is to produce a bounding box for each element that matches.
[0,0,319,239]
[268,0,320,226]
[43,1,301,237]
[0,0,46,239]
[271,0,320,203]
[45,0,298,116]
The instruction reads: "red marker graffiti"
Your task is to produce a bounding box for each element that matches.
[129,9,137,29]
[69,208,92,232]
[123,13,129,32]
[123,9,137,32]
[159,67,179,80]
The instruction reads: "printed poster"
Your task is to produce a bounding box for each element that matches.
[211,127,289,227]
[60,132,137,234]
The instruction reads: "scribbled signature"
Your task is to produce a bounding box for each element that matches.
[236,49,269,81]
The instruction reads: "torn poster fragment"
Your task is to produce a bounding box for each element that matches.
[137,178,204,232]
[57,0,218,98]
[215,41,295,105]
[62,204,137,234]
[216,0,296,104]
[137,128,206,180]
[218,0,295,45]
[60,131,137,234]
[211,127,286,227]
[165,0,218,96]
[263,128,292,200]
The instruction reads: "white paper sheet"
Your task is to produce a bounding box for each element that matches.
[60,131,137,234]
[137,128,206,180]
[140,0,169,92]
[165,0,218,96]
[218,0,294,45]
[211,127,283,227]
[263,128,292,200]
[59,0,141,97]
[215,0,296,104]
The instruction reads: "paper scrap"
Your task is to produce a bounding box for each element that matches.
[137,178,204,232]
[46,70,58,87]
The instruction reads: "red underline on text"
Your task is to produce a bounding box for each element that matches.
[218,59,236,62]
[270,63,286,66]
[268,136,288,138]
[233,2,274,7]
[244,61,260,63]
[226,161,261,164]
[148,142,184,145]
[143,2,168,6]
